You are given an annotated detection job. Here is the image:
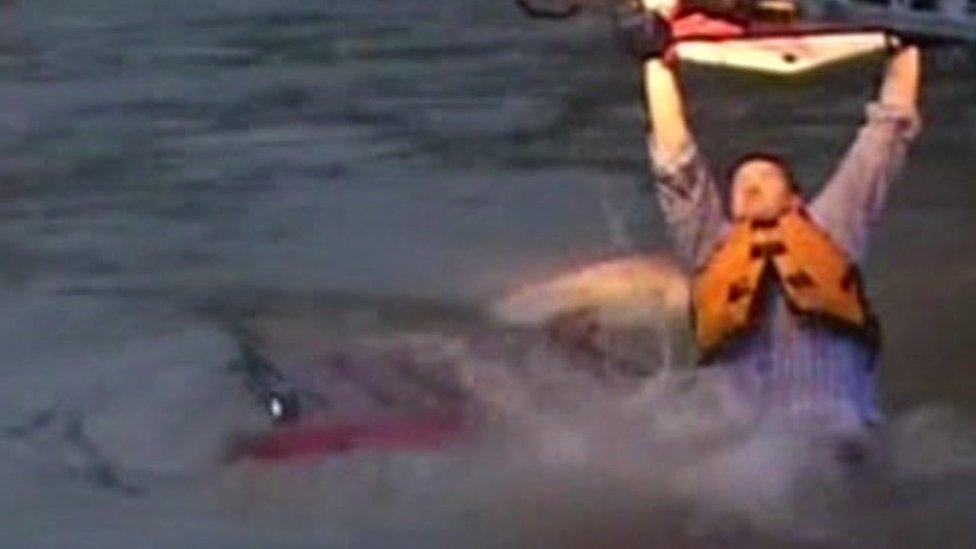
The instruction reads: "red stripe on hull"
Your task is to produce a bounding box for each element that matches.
[231,415,466,463]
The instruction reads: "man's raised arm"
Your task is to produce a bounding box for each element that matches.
[642,51,726,268]
[810,45,921,262]
[644,58,693,163]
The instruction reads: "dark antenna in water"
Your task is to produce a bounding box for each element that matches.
[225,321,304,425]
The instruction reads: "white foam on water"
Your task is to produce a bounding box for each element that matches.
[220,335,976,548]
[1,290,975,548]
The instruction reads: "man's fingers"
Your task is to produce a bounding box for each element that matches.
[641,0,679,17]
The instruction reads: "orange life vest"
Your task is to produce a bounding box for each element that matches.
[692,208,876,361]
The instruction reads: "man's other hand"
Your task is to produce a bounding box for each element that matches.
[620,11,674,61]
[880,45,920,110]
[641,0,680,17]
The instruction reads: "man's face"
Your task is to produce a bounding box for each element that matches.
[730,159,799,222]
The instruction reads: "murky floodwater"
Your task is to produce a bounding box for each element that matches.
[1,0,975,547]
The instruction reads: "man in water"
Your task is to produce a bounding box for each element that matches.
[637,11,921,433]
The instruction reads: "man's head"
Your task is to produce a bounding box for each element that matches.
[728,153,803,222]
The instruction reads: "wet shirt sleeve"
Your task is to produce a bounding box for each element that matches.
[650,140,727,269]
[809,102,922,262]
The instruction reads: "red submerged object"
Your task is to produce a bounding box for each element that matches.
[231,414,466,463]
[672,11,746,41]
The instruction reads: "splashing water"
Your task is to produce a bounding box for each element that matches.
[218,311,976,549]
